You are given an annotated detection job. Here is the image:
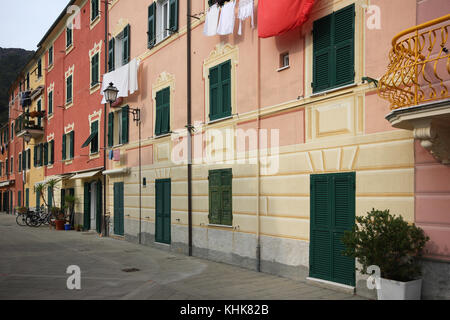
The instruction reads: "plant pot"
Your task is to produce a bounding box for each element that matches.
[55,220,65,231]
[377,278,422,300]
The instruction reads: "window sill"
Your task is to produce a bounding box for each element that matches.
[207,223,233,229]
[64,159,73,165]
[89,152,100,160]
[47,165,54,169]
[48,64,54,73]
[90,83,101,94]
[277,65,290,72]
[154,132,171,139]
[90,15,101,30]
[310,83,356,98]
[66,44,74,55]
[48,113,54,121]
[65,101,73,109]
[208,115,233,125]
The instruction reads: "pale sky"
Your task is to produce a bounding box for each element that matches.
[0,0,69,51]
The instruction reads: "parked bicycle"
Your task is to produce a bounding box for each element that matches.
[15,206,51,227]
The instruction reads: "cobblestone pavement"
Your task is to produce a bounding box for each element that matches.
[0,213,365,300]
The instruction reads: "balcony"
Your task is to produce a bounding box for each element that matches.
[378,14,450,165]
[15,112,45,141]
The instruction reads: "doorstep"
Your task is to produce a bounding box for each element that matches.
[306,277,355,295]
[109,234,125,241]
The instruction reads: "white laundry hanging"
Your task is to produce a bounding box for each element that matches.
[128,58,140,95]
[238,0,254,35]
[217,0,236,36]
[203,3,220,36]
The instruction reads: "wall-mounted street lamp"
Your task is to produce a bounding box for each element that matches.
[103,82,142,244]
[23,132,32,143]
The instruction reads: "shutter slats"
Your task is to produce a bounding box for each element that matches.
[169,0,179,32]
[148,3,156,48]
[108,112,114,147]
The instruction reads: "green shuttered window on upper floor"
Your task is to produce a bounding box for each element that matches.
[66,75,73,104]
[155,87,170,136]
[108,25,130,71]
[66,25,73,48]
[48,91,53,115]
[148,0,179,49]
[209,60,232,121]
[91,53,99,87]
[107,106,129,147]
[62,132,75,161]
[91,0,99,21]
[312,4,355,93]
[208,169,232,226]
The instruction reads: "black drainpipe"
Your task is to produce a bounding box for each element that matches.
[103,0,108,236]
[187,0,193,256]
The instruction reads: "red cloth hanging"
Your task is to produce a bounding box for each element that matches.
[258,0,316,38]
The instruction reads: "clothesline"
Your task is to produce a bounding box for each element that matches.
[204,0,254,37]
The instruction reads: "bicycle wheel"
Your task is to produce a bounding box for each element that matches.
[16,214,27,226]
[26,214,41,227]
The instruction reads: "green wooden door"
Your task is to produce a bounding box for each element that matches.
[83,183,91,230]
[309,172,355,286]
[155,179,171,244]
[96,180,102,234]
[114,182,124,236]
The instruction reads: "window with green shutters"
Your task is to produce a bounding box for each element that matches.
[91,53,99,87]
[208,169,232,226]
[44,142,48,166]
[66,75,73,103]
[22,150,26,171]
[66,25,73,48]
[147,2,156,48]
[91,121,99,154]
[91,0,99,21]
[312,4,355,93]
[309,172,356,286]
[10,157,13,173]
[50,141,54,165]
[108,112,114,147]
[108,38,115,72]
[148,0,178,48]
[18,153,22,172]
[37,100,42,127]
[18,191,21,207]
[47,186,53,208]
[122,25,130,66]
[62,132,74,160]
[5,159,8,175]
[49,46,53,66]
[120,106,129,145]
[209,60,232,121]
[48,91,53,115]
[25,189,29,208]
[37,58,42,78]
[155,87,170,136]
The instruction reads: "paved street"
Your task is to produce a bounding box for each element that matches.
[0,213,363,300]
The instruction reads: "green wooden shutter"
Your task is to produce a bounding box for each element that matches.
[155,180,164,243]
[67,76,72,103]
[313,15,332,93]
[220,169,232,226]
[123,24,130,65]
[163,180,171,244]
[48,91,53,114]
[43,142,48,166]
[208,170,222,224]
[18,154,22,172]
[121,106,129,144]
[310,174,333,280]
[69,131,74,159]
[113,182,124,236]
[84,183,90,230]
[18,191,21,207]
[91,53,99,86]
[220,60,231,118]
[209,66,220,120]
[62,134,66,160]
[47,186,53,209]
[169,0,179,32]
[50,141,54,165]
[37,100,42,127]
[27,149,31,169]
[333,4,355,87]
[25,188,29,208]
[108,112,114,147]
[34,145,38,166]
[22,151,26,171]
[92,0,99,20]
[148,3,156,48]
[96,180,102,233]
[155,90,163,135]
[108,38,115,72]
[91,121,99,153]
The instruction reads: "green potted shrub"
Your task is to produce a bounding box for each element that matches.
[342,208,429,300]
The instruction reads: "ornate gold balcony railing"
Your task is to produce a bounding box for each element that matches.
[378,14,450,110]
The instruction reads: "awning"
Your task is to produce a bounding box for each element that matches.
[81,131,98,148]
[102,168,130,176]
[70,170,102,180]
